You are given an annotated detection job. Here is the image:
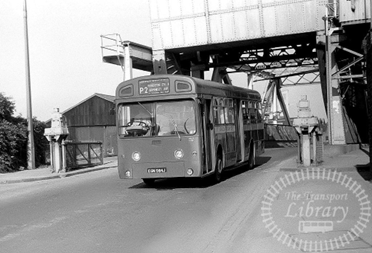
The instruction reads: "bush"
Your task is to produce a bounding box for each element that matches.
[0,92,15,122]
[0,119,27,172]
[0,93,49,172]
[33,120,49,167]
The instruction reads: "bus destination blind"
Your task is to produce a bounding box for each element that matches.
[138,78,170,95]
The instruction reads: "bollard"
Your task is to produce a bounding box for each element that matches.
[293,96,319,166]
[44,108,69,173]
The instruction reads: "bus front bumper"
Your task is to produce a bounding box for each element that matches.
[126,161,196,179]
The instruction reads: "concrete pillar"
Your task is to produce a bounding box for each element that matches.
[302,134,311,166]
[53,141,61,173]
[61,139,66,172]
[312,132,317,165]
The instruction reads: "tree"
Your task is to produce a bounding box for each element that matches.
[0,93,48,172]
[0,93,15,121]
[0,119,27,171]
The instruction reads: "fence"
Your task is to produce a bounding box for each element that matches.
[65,141,103,170]
[265,124,298,148]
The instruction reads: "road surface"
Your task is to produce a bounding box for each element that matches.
[0,147,328,253]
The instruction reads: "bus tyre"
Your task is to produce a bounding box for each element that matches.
[214,157,223,183]
[248,143,255,170]
[142,178,155,186]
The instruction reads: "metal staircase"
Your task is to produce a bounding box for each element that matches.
[100,34,153,79]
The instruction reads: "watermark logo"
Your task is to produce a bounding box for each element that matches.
[261,168,371,252]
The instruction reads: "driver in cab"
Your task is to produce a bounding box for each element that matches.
[125,111,152,136]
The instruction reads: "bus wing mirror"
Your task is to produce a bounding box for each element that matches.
[207,122,214,130]
[110,106,116,115]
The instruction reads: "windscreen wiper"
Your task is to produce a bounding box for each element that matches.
[170,116,181,141]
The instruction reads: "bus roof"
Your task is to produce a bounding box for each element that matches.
[116,74,261,102]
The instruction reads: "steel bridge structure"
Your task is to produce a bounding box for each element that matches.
[101,0,371,145]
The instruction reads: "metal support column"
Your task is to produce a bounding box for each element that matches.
[324,10,346,145]
[123,42,133,81]
[363,4,372,174]
[369,1,372,174]
[153,49,167,75]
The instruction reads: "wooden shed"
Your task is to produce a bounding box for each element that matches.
[62,93,117,157]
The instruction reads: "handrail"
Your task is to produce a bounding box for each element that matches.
[100,33,124,57]
[325,0,339,19]
[100,33,125,74]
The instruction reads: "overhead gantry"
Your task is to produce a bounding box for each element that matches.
[101,0,371,146]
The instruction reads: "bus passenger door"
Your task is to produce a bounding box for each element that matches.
[202,99,214,173]
[250,102,258,150]
[237,100,244,162]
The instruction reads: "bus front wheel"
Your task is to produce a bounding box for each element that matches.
[214,156,223,183]
[248,143,256,170]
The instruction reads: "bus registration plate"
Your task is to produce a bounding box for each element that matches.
[147,168,167,173]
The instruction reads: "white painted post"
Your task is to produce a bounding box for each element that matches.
[124,42,132,81]
[54,141,61,173]
[62,139,66,172]
[302,134,311,167]
[312,132,317,165]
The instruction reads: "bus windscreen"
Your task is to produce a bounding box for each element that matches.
[118,100,196,137]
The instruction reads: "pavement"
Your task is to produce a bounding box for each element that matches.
[255,144,372,253]
[0,156,118,184]
[0,144,370,184]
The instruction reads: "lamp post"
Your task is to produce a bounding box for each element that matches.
[23,0,35,169]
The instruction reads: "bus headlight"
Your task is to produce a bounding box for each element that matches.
[186,168,194,176]
[132,151,141,161]
[174,149,184,159]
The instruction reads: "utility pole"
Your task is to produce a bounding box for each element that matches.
[23,0,35,169]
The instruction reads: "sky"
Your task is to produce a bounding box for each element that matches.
[1,0,152,121]
[0,0,326,122]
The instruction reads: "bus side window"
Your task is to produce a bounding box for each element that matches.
[213,97,225,124]
[219,107,225,124]
[249,101,256,124]
[252,109,257,124]
[227,107,234,123]
[225,98,234,123]
[213,106,218,124]
[219,98,226,124]
[242,101,249,124]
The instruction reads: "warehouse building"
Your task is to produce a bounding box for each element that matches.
[59,93,117,157]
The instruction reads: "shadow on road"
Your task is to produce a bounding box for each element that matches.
[129,155,273,190]
[356,145,372,181]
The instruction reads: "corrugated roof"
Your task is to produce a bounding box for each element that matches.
[63,93,115,114]
[95,93,115,102]
[44,93,115,123]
